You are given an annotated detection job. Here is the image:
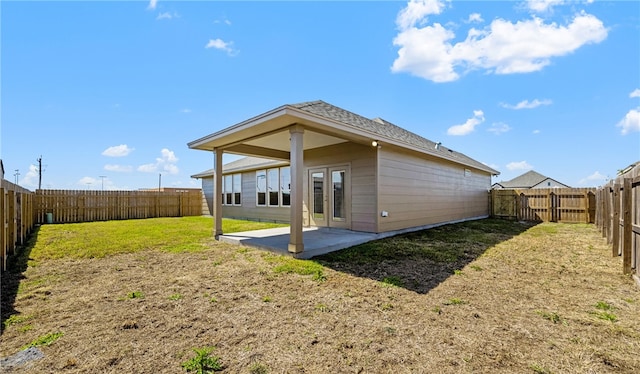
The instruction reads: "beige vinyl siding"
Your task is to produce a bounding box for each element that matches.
[303,142,376,232]
[201,177,214,215]
[377,146,491,232]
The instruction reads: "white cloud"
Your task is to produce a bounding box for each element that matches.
[104,164,133,173]
[180,108,192,114]
[526,0,565,13]
[21,164,39,188]
[506,161,533,171]
[392,3,608,82]
[205,38,238,56]
[501,99,552,110]
[214,18,232,26]
[156,12,176,20]
[147,0,158,10]
[138,163,158,173]
[138,148,180,175]
[467,13,483,23]
[447,110,485,136]
[161,148,178,163]
[578,171,607,185]
[396,0,447,30]
[102,144,134,157]
[533,129,541,134]
[78,176,98,189]
[616,108,640,135]
[630,89,640,98]
[487,122,511,134]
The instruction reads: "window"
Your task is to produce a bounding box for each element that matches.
[233,174,242,205]
[256,170,267,206]
[222,173,241,206]
[280,167,291,206]
[268,168,279,206]
[256,167,291,207]
[224,175,233,205]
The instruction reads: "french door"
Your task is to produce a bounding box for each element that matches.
[308,166,350,229]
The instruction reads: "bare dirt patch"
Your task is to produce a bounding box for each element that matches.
[2,220,639,373]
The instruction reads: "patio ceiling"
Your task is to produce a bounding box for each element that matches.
[187,106,378,160]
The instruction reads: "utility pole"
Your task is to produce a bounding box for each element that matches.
[14,169,19,185]
[99,175,106,191]
[37,156,43,190]
[158,173,162,192]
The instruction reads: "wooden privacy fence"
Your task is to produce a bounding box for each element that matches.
[1,179,35,271]
[595,163,640,277]
[33,189,203,224]
[491,188,596,223]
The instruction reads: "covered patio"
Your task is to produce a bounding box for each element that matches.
[188,101,382,256]
[218,226,382,259]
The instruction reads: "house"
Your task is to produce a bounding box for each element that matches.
[492,170,570,189]
[188,100,499,254]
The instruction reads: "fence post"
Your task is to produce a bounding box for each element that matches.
[622,178,632,275]
[612,184,621,256]
[1,186,6,271]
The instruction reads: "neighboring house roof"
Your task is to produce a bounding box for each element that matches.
[494,170,570,189]
[191,156,288,178]
[188,100,499,176]
[617,162,638,176]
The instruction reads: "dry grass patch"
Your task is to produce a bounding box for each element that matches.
[1,218,639,373]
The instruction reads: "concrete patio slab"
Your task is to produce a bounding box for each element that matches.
[219,226,382,259]
[218,217,486,259]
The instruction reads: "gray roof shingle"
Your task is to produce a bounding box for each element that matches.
[191,156,287,178]
[290,100,496,174]
[495,170,569,188]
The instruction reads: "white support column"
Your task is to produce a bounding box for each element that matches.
[288,125,304,253]
[213,148,223,239]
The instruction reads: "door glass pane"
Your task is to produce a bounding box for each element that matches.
[312,172,324,219]
[332,170,345,221]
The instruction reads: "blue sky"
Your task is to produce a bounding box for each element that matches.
[2,0,638,191]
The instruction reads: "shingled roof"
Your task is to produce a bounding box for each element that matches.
[290,101,497,174]
[190,156,288,178]
[494,170,570,189]
[189,100,499,176]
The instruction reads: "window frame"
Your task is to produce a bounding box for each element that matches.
[256,170,267,207]
[256,167,291,208]
[222,173,242,206]
[233,173,242,206]
[280,166,291,207]
[267,168,280,207]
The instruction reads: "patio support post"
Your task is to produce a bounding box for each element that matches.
[288,125,304,253]
[213,148,223,239]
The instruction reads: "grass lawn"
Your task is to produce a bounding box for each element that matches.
[1,217,639,373]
